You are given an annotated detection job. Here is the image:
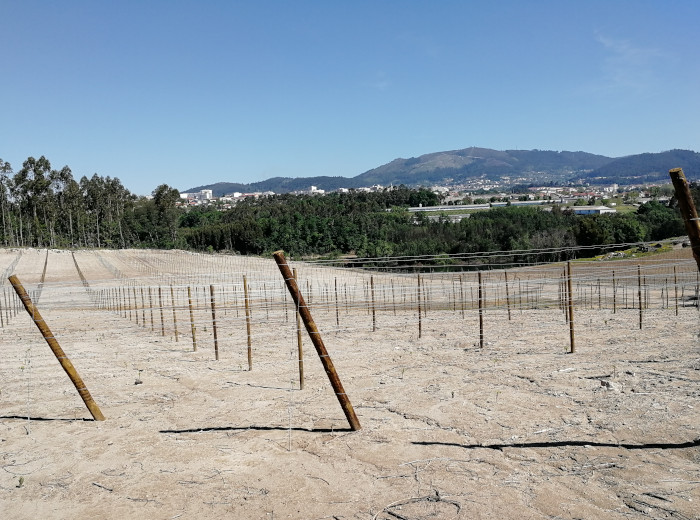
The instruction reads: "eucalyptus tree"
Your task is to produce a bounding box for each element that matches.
[0,159,13,246]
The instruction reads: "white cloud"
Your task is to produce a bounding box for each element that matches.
[594,33,667,94]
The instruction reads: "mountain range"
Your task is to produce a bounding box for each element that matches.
[185,147,700,196]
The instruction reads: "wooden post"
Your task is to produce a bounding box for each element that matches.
[148,287,154,331]
[294,269,304,389]
[612,270,617,314]
[273,251,361,431]
[158,286,165,336]
[210,284,219,360]
[9,275,105,421]
[637,265,643,330]
[670,168,700,273]
[504,270,511,321]
[243,275,252,371]
[370,275,376,332]
[170,285,179,342]
[335,277,340,325]
[567,261,575,353]
[674,266,679,316]
[478,271,484,348]
[417,273,422,339]
[187,286,197,351]
[133,287,139,326]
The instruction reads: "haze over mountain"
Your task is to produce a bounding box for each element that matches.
[185,148,700,196]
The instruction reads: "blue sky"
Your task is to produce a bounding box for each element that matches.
[2,1,698,195]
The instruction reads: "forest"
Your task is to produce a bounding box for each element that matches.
[0,156,692,267]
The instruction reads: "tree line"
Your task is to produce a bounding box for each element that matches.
[0,156,180,249]
[0,156,693,267]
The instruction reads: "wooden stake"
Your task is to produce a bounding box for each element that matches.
[9,275,105,421]
[478,271,484,348]
[417,273,422,339]
[370,275,376,332]
[273,251,361,431]
[158,286,165,336]
[243,275,252,370]
[170,285,179,342]
[148,287,154,331]
[210,284,219,360]
[294,269,304,389]
[674,266,679,316]
[504,270,511,321]
[567,261,575,353]
[187,286,197,351]
[637,265,643,330]
[335,277,340,325]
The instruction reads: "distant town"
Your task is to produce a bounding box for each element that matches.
[177,177,673,219]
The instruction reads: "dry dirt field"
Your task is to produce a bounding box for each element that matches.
[1,248,699,519]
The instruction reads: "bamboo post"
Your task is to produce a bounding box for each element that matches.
[9,275,105,421]
[210,284,219,360]
[273,251,361,431]
[294,269,304,389]
[243,275,252,371]
[170,285,179,342]
[637,265,643,329]
[670,168,700,273]
[567,261,575,353]
[187,286,197,351]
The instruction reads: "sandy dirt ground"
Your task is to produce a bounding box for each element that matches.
[0,248,699,519]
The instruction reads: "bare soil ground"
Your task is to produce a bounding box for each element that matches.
[1,248,699,519]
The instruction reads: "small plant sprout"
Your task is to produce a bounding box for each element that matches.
[17,476,24,488]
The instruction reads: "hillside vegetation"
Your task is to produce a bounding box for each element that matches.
[0,156,693,265]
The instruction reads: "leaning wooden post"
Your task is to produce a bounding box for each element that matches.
[273,251,361,431]
[9,275,105,421]
[637,265,643,329]
[567,261,575,353]
[187,286,197,351]
[243,275,253,371]
[670,168,700,273]
[294,269,304,389]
